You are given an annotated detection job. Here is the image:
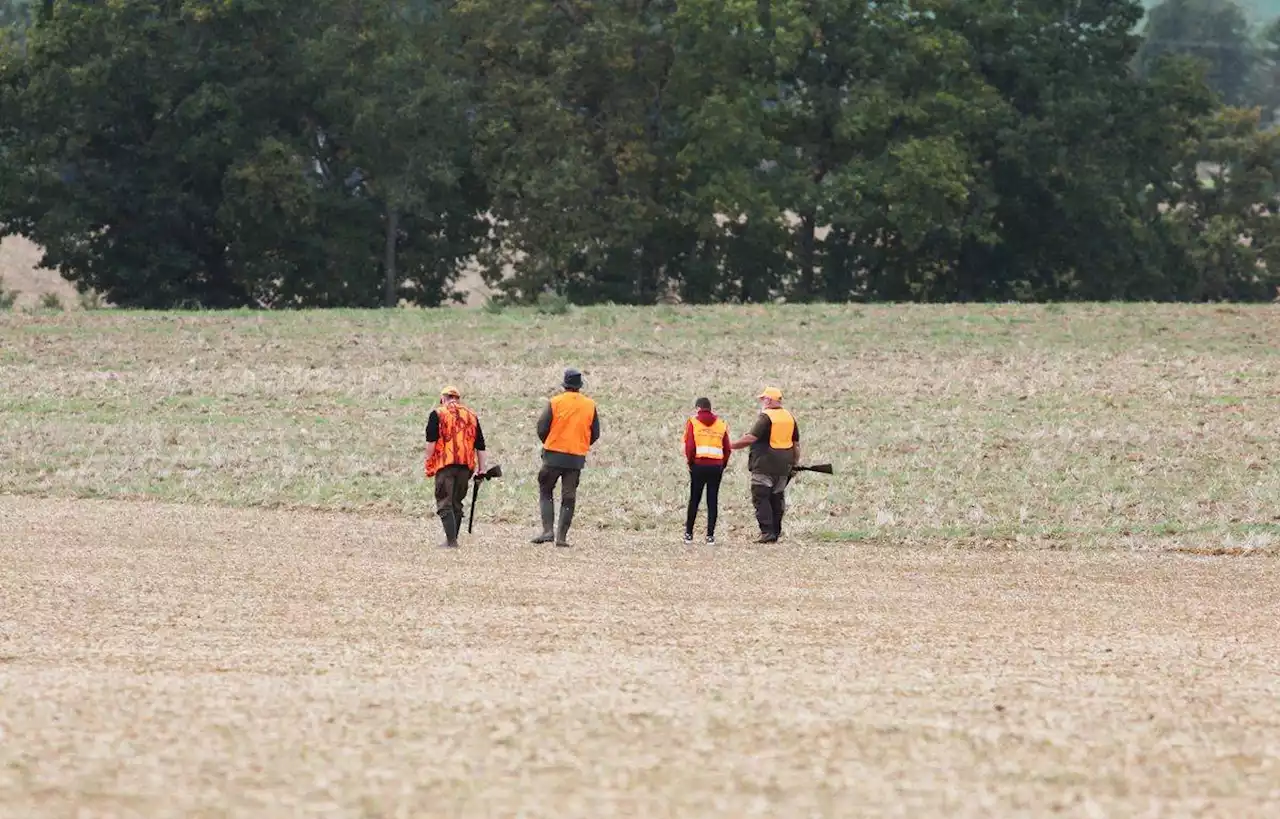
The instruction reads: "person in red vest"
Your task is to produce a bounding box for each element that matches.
[532,368,600,547]
[730,386,800,543]
[424,385,488,549]
[682,397,731,544]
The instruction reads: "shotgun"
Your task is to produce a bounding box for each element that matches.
[465,464,504,534]
[790,463,834,477]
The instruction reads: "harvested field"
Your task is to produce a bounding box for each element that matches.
[2,304,1280,815]
[2,304,1279,547]
[3,495,1279,817]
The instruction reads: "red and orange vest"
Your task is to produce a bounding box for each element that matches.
[544,391,596,456]
[425,403,479,476]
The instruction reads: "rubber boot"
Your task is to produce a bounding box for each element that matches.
[531,497,556,543]
[438,509,459,549]
[555,501,575,547]
[770,493,785,541]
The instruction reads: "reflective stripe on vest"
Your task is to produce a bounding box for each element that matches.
[544,391,595,456]
[425,404,479,477]
[690,417,727,459]
[763,408,795,449]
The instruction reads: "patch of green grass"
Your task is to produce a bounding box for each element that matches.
[0,278,17,310]
[1,397,107,416]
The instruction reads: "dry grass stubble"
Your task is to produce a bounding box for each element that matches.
[3,495,1280,817]
[1,304,1278,549]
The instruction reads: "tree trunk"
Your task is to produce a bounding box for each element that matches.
[383,204,399,308]
[797,209,817,301]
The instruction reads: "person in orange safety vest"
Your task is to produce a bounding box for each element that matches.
[682,397,731,545]
[531,368,600,547]
[729,387,799,543]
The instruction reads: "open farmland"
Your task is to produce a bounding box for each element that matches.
[2,304,1280,816]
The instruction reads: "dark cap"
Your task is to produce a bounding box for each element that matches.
[695,397,711,410]
[563,367,584,390]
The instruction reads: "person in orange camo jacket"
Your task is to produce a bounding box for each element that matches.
[682,397,731,545]
[424,386,488,549]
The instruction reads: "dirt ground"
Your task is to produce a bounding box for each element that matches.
[3,495,1277,818]
[0,236,78,310]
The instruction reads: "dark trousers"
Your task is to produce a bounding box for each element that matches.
[538,465,581,504]
[536,464,582,541]
[434,465,472,529]
[750,472,789,538]
[685,464,724,536]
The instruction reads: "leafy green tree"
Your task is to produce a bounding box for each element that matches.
[458,0,686,303]
[1,0,486,308]
[1162,106,1280,300]
[302,0,487,307]
[656,0,810,303]
[1138,0,1256,106]
[458,0,804,304]
[936,0,1216,301]
[2,0,1270,307]
[761,0,1004,302]
[0,1,328,307]
[1249,17,1280,125]
[0,0,33,36]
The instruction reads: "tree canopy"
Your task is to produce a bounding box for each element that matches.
[1,0,1279,307]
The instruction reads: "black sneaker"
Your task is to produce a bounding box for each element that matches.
[682,531,693,544]
[754,533,778,544]
[706,535,716,545]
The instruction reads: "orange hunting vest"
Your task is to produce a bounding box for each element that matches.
[763,408,795,449]
[543,391,596,456]
[425,403,479,476]
[689,417,727,460]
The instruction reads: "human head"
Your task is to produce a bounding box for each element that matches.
[440,385,461,405]
[563,367,584,391]
[757,386,783,410]
[695,397,712,411]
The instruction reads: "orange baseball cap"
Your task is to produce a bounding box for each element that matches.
[758,387,783,400]
[440,385,461,398]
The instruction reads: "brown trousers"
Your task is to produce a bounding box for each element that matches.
[434,465,472,527]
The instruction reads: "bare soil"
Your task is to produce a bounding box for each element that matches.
[0,236,77,310]
[3,495,1278,817]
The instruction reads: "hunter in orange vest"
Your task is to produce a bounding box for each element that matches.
[425,385,488,549]
[531,367,600,547]
[682,397,731,544]
[730,386,800,543]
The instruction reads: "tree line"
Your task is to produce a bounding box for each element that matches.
[1,0,1279,308]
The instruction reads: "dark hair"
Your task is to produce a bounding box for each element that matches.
[695,397,711,410]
